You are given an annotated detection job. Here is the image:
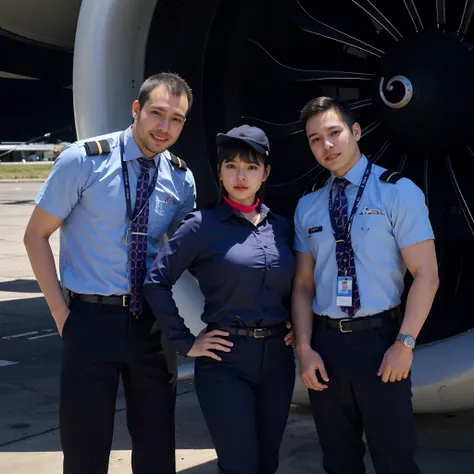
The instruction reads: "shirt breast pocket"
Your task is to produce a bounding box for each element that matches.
[149,197,179,239]
[154,196,179,217]
[352,214,391,250]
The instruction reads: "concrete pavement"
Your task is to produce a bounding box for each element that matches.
[1,181,474,473]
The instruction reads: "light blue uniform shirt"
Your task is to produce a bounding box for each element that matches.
[35,126,196,296]
[293,155,434,318]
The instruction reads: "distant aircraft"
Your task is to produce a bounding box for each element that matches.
[0,142,71,162]
[0,136,70,162]
[1,0,473,414]
[0,143,55,152]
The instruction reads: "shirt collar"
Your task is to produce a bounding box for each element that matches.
[123,125,160,166]
[216,201,273,222]
[330,154,368,187]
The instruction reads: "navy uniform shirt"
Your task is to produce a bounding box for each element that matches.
[142,202,296,355]
[35,126,196,295]
[293,155,435,318]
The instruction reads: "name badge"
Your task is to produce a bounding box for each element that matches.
[336,276,353,307]
[308,226,322,237]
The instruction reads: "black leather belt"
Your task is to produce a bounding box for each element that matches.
[316,308,400,333]
[209,323,287,339]
[70,292,130,307]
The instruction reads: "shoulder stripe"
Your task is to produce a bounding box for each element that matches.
[380,169,403,184]
[84,139,111,156]
[169,152,188,171]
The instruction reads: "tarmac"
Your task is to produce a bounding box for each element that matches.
[1,181,474,473]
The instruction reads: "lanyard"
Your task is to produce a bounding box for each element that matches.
[328,160,372,245]
[119,132,159,222]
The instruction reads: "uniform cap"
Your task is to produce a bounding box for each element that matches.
[216,125,270,156]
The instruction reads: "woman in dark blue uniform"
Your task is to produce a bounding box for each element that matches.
[142,124,296,474]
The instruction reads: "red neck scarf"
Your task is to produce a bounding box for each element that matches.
[223,195,260,213]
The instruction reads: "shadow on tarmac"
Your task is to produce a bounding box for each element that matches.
[0,279,42,294]
[0,199,35,206]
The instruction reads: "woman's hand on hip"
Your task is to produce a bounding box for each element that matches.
[187,329,234,361]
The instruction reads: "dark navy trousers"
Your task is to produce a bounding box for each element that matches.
[309,316,420,474]
[60,299,177,474]
[194,330,295,474]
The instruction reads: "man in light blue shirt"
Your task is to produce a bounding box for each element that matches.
[294,153,433,318]
[35,124,195,296]
[24,72,196,474]
[292,97,439,474]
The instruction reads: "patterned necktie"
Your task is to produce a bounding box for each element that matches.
[129,157,156,317]
[333,177,360,317]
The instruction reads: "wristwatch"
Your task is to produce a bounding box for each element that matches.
[396,333,416,349]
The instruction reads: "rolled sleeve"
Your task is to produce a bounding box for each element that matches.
[389,178,435,249]
[293,198,311,253]
[142,212,201,355]
[35,144,88,219]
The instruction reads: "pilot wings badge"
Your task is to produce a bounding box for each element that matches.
[360,205,382,215]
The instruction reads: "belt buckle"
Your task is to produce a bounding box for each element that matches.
[253,328,266,339]
[122,295,129,307]
[338,318,353,333]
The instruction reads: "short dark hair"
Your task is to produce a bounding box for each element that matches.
[216,140,269,204]
[137,72,193,113]
[299,96,356,130]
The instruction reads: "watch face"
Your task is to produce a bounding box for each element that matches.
[404,335,415,348]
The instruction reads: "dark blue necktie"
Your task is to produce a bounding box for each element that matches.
[333,177,360,317]
[129,158,155,317]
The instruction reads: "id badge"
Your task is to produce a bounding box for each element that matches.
[336,276,353,307]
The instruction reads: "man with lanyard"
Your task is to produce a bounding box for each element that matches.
[292,96,439,474]
[24,72,196,474]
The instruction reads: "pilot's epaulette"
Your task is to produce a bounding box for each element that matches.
[303,178,328,196]
[84,139,111,156]
[379,169,403,184]
[169,152,187,171]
